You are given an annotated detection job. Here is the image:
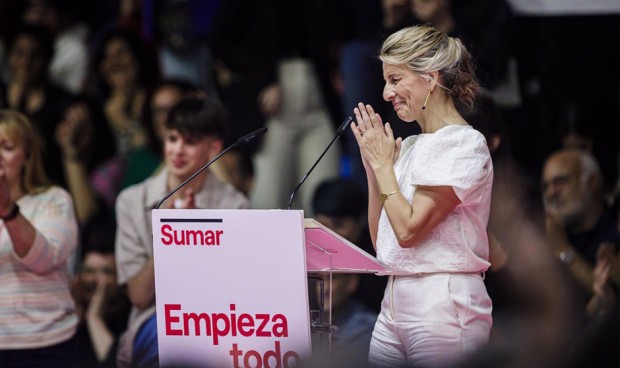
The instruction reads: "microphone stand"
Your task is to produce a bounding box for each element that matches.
[287,116,353,210]
[156,127,268,210]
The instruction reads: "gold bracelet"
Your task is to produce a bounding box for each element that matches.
[380,190,401,204]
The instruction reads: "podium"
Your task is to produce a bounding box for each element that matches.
[151,210,386,367]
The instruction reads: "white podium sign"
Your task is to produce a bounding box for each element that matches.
[152,209,311,368]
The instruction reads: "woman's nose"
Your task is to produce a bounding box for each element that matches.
[383,85,395,101]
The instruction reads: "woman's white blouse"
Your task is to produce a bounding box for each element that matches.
[377,125,493,275]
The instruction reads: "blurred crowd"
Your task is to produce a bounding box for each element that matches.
[0,0,617,367]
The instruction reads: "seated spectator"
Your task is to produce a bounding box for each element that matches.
[0,110,79,366]
[541,148,619,303]
[539,149,620,368]
[83,26,160,210]
[72,219,130,368]
[115,97,251,367]
[54,98,116,225]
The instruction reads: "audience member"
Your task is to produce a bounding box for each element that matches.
[20,0,90,94]
[120,78,199,190]
[1,24,76,187]
[72,219,131,368]
[0,110,79,367]
[541,148,619,298]
[114,97,250,367]
[84,27,158,158]
[249,0,350,213]
[142,0,220,94]
[54,97,116,225]
[83,26,160,210]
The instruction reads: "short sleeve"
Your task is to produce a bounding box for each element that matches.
[409,126,492,203]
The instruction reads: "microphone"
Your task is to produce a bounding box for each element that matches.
[287,116,353,210]
[156,126,268,209]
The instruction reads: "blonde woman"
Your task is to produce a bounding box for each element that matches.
[351,25,493,367]
[0,110,79,367]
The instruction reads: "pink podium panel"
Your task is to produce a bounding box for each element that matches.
[304,218,387,274]
[152,209,312,367]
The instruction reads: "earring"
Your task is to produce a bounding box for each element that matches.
[422,89,432,110]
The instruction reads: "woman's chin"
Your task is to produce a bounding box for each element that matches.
[397,110,415,123]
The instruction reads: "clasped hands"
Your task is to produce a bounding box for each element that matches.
[350,102,402,171]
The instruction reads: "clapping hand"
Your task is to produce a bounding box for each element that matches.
[169,187,196,209]
[351,103,402,173]
[56,103,93,160]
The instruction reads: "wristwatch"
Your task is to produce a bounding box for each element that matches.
[0,204,20,222]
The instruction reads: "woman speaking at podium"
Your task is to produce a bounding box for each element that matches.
[350,25,493,368]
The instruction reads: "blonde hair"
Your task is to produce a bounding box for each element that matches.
[0,110,51,194]
[380,25,480,111]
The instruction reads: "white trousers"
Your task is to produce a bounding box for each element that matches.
[369,273,492,368]
[251,58,340,213]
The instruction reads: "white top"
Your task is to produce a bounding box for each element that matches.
[377,125,493,275]
[0,187,78,348]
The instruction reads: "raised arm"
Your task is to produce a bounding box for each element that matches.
[2,187,78,274]
[351,103,459,248]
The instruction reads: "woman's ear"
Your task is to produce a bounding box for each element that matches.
[428,70,439,91]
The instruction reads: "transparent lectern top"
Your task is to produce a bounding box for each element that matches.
[304,218,387,274]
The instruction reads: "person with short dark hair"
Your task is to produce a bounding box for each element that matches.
[114,96,250,367]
